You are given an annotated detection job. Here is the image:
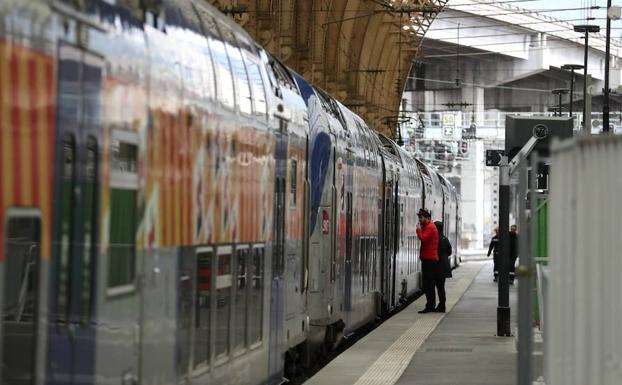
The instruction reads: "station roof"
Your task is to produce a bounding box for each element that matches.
[208,0,449,136]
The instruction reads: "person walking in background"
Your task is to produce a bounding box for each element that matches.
[416,208,439,314]
[509,225,518,285]
[434,221,453,313]
[487,227,499,282]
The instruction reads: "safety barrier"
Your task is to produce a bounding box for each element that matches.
[535,263,548,334]
[546,135,622,385]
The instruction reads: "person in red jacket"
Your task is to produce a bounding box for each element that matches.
[416,208,440,313]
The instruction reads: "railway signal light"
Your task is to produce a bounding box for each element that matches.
[486,149,505,166]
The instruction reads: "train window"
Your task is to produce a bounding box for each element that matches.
[315,89,333,115]
[374,238,378,289]
[361,238,367,293]
[82,60,102,126]
[207,32,236,108]
[409,236,413,274]
[290,158,298,207]
[190,3,218,99]
[199,46,217,99]
[416,159,431,178]
[401,205,405,246]
[225,41,253,115]
[248,246,264,346]
[2,212,40,385]
[412,236,416,274]
[368,238,373,292]
[410,236,414,274]
[406,237,410,274]
[269,57,298,93]
[215,247,232,361]
[413,237,417,272]
[244,56,268,117]
[370,238,375,291]
[81,138,98,322]
[108,131,138,294]
[194,248,212,370]
[366,238,371,293]
[233,246,249,352]
[57,135,75,321]
[368,238,373,290]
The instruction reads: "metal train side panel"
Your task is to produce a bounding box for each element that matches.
[275,68,309,353]
[290,73,342,349]
[337,111,383,333]
[0,1,58,383]
[414,159,443,222]
[83,6,148,384]
[395,146,424,298]
[377,146,400,312]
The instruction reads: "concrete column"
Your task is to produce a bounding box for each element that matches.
[424,90,436,112]
[460,140,485,249]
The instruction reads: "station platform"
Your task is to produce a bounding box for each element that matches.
[306,261,519,385]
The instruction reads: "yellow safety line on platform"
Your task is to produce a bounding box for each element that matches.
[353,263,484,385]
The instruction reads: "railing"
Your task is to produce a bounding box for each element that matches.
[546,135,622,385]
[535,263,548,334]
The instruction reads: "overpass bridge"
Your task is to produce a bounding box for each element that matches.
[401,0,622,249]
[404,0,622,128]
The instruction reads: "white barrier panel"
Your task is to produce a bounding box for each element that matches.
[547,135,622,385]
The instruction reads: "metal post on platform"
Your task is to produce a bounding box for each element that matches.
[517,156,535,385]
[604,0,613,132]
[574,24,600,132]
[496,133,545,339]
[561,64,584,117]
[552,89,569,117]
[497,157,511,337]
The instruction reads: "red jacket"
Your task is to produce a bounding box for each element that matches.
[416,221,439,261]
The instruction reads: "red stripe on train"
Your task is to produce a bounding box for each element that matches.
[28,57,39,207]
[10,51,21,206]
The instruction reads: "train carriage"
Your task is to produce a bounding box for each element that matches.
[0,1,460,384]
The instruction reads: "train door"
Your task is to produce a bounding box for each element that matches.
[381,165,395,313]
[269,117,288,380]
[344,149,354,312]
[2,211,41,385]
[390,182,399,307]
[47,45,103,385]
[329,143,338,308]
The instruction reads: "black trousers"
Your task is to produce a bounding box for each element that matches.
[509,256,518,280]
[494,254,517,279]
[422,260,440,309]
[435,274,446,309]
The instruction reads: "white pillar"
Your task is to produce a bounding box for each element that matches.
[460,140,485,249]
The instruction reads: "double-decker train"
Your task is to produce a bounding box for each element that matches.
[0,0,460,384]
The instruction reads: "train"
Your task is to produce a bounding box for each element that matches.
[0,0,461,384]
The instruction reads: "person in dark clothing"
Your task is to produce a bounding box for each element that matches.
[416,208,439,314]
[487,228,499,281]
[509,225,518,284]
[434,221,453,313]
